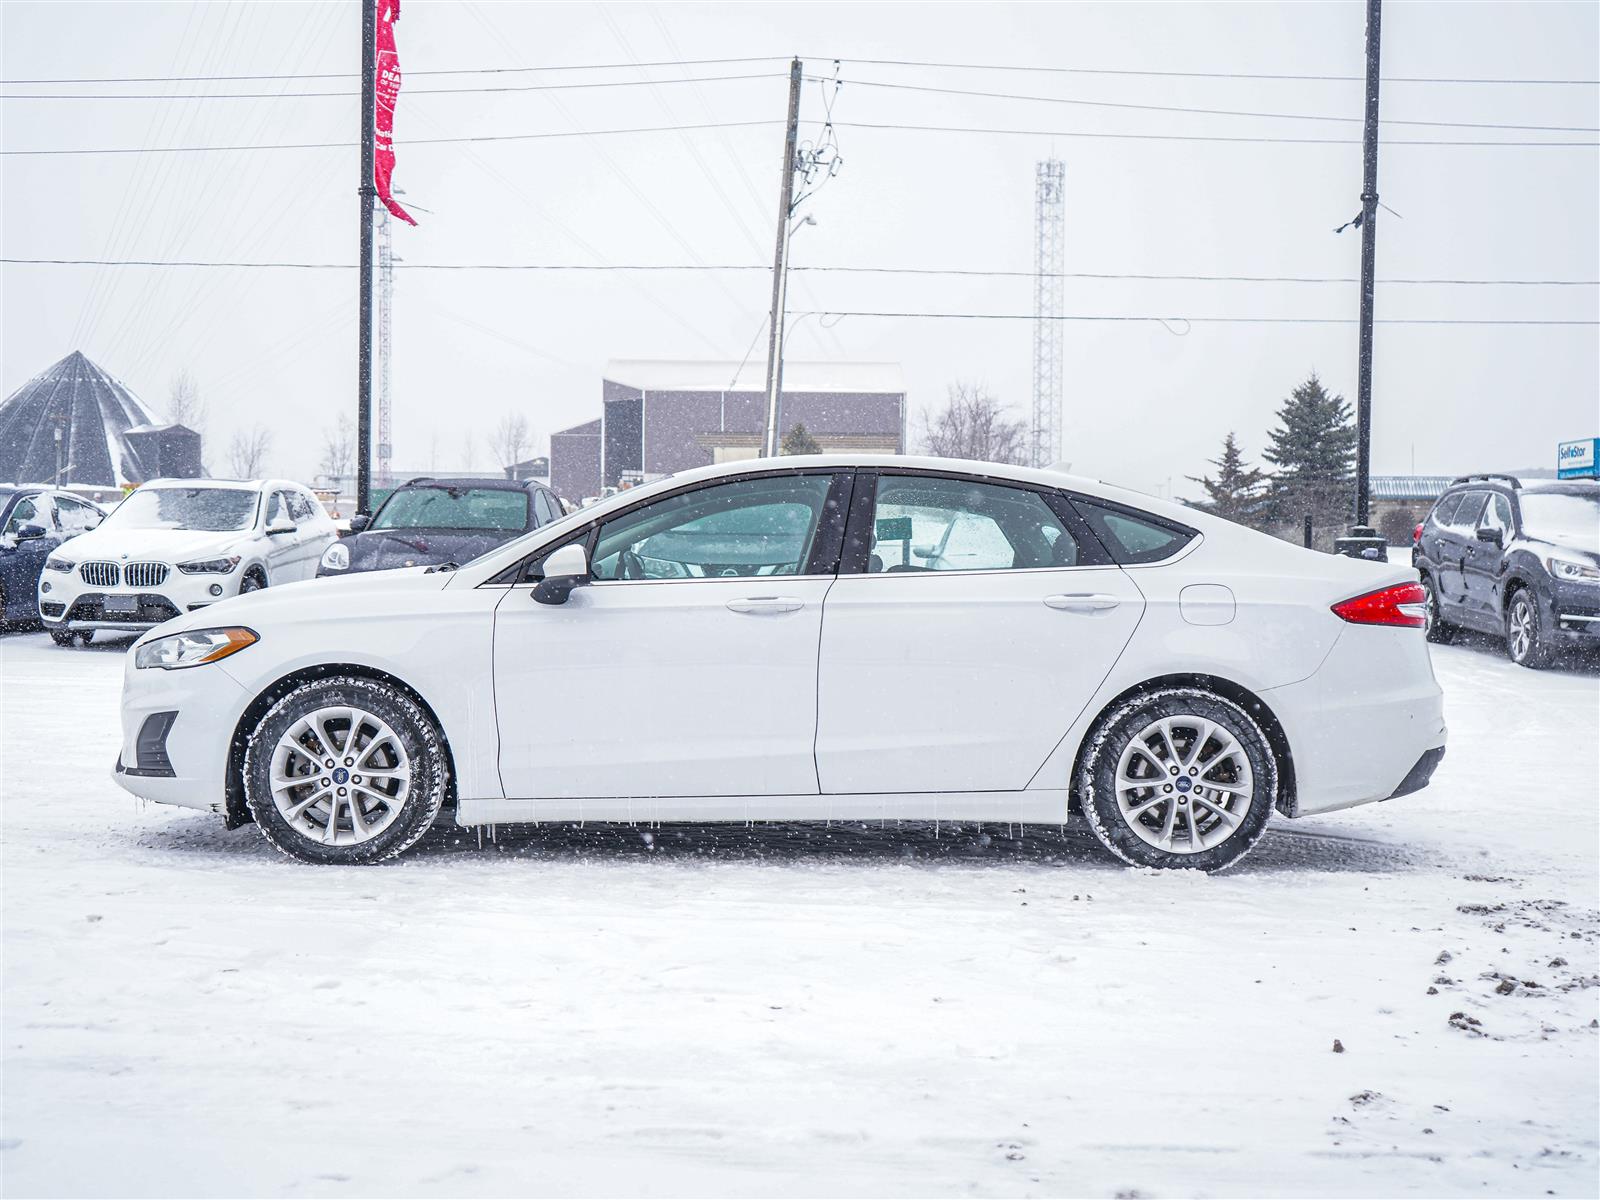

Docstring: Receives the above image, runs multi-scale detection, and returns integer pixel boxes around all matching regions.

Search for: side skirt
[457,789,1071,827]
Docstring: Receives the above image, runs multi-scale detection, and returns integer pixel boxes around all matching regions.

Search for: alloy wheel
[1113,714,1256,854]
[1508,595,1534,662]
[268,705,412,847]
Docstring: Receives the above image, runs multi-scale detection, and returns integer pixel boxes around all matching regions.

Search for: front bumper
[111,652,250,811]
[1546,579,1600,641]
[41,569,241,632]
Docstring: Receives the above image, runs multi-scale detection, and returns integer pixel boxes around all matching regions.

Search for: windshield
[108,487,258,532]
[371,486,528,532]
[1520,493,1600,552]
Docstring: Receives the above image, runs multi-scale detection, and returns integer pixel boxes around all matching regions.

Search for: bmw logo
[1175,777,1192,793]
[332,767,350,785]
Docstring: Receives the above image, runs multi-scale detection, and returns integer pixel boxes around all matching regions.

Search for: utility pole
[356,0,377,515]
[1354,0,1382,529]
[762,58,803,459]
[377,203,394,490]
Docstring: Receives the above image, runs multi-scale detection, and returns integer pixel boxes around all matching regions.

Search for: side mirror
[532,542,590,606]
[266,518,296,536]
[1476,527,1503,546]
[15,523,48,541]
[348,513,371,534]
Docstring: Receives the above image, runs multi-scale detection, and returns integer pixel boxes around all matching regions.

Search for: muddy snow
[1,628,1596,1198]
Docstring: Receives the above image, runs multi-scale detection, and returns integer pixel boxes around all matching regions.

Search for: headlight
[44,556,74,573]
[1548,555,1600,582]
[177,555,241,574]
[320,541,350,571]
[134,627,258,671]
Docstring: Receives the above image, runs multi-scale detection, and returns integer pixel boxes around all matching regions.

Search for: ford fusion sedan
[317,476,564,577]
[114,455,1446,871]
[41,478,335,645]
[1,486,105,628]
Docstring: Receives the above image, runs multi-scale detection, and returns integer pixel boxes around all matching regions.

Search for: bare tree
[488,411,530,475]
[167,369,206,435]
[226,426,273,479]
[918,382,1028,465]
[319,414,354,486]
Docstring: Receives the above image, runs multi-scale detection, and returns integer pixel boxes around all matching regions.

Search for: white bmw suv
[39,478,335,646]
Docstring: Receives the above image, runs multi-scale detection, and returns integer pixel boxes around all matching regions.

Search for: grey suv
[1413,474,1599,668]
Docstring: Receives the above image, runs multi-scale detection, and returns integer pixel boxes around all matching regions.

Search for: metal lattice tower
[1031,159,1065,468]
[376,205,394,489]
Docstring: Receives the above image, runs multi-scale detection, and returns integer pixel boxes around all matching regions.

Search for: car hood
[58,525,249,564]
[343,527,517,571]
[140,566,454,641]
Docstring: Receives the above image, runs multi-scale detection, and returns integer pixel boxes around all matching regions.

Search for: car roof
[140,477,272,492]
[393,476,535,491]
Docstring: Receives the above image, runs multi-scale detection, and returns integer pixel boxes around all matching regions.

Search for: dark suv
[1413,474,1600,668]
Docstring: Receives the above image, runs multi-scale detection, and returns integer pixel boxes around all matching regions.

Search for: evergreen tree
[1185,431,1267,523]
[780,422,824,455]
[1261,373,1357,526]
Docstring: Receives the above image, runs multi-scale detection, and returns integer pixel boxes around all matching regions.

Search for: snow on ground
[1,627,1597,1199]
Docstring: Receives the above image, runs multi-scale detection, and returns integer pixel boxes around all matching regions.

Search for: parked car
[1414,474,1599,668]
[317,476,564,577]
[40,478,336,646]
[0,486,105,628]
[112,455,1446,870]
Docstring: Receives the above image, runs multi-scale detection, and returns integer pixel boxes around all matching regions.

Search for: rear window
[1071,499,1196,565]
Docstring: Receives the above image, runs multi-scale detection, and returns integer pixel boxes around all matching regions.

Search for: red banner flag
[374,0,416,225]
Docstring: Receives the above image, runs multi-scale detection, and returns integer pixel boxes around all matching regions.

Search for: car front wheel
[1505,588,1553,670]
[243,675,448,864]
[1078,688,1277,872]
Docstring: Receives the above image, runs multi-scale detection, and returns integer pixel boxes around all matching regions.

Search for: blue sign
[1557,438,1599,479]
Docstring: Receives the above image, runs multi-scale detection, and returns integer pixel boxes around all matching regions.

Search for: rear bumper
[1265,625,1447,817]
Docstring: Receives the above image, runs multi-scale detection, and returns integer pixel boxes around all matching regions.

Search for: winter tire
[1078,687,1277,872]
[243,675,447,864]
[1505,588,1552,670]
[1420,574,1458,645]
[49,627,77,647]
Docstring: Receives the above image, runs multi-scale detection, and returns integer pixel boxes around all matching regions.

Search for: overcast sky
[4,0,1596,497]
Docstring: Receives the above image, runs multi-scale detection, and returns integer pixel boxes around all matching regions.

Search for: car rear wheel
[1505,588,1552,670]
[1078,688,1277,872]
[243,676,447,864]
[1420,574,1458,645]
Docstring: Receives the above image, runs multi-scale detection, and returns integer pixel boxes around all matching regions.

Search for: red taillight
[1332,582,1428,628]
[1413,522,1424,544]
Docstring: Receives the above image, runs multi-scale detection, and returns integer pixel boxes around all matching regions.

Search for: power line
[0,120,782,157]
[806,312,1600,326]
[9,118,1593,157]
[0,71,785,101]
[821,76,1600,134]
[836,118,1598,149]
[833,56,1600,87]
[5,258,1595,286]
[6,54,1593,88]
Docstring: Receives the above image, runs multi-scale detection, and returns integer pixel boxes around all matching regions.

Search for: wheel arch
[1067,672,1299,819]
[222,662,458,828]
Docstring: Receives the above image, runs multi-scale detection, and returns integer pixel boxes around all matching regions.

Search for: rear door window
[867,475,1078,573]
[1070,499,1196,565]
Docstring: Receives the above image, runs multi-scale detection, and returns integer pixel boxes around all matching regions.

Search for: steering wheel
[619,549,646,580]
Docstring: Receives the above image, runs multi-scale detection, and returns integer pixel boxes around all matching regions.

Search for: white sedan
[40,478,335,646]
[112,456,1446,870]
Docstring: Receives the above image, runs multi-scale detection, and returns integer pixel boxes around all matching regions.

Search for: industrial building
[550,360,906,501]
[0,351,201,487]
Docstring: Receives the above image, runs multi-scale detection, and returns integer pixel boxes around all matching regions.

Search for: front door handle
[726,596,805,614]
[1044,593,1121,613]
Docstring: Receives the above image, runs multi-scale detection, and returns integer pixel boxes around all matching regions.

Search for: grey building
[550,360,906,501]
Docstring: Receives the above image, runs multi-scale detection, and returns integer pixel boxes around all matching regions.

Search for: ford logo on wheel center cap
[1175,777,1192,793]
[332,767,350,784]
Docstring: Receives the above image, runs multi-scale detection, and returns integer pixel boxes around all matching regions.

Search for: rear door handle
[726,596,805,614]
[1044,593,1121,613]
